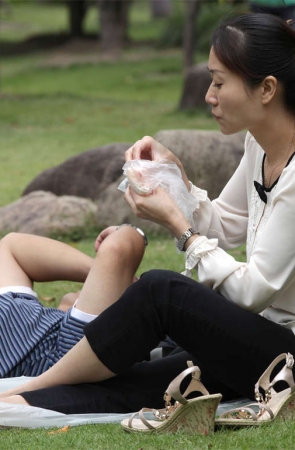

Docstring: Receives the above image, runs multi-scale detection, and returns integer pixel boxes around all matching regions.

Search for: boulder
[95,130,246,234]
[0,191,97,239]
[179,63,212,110]
[22,142,132,200]
[14,130,246,238]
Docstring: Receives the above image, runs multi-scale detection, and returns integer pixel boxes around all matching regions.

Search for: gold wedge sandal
[216,352,295,427]
[121,362,222,435]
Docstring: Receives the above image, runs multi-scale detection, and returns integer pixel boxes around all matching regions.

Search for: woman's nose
[205,86,218,106]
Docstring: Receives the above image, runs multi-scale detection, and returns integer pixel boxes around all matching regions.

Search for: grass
[1,2,293,449]
[0,1,216,206]
[0,51,215,206]
[3,416,295,449]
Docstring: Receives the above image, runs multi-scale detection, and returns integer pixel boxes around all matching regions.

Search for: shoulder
[243,131,264,164]
[244,131,260,151]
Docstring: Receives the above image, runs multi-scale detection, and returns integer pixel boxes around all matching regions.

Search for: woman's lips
[212,112,220,121]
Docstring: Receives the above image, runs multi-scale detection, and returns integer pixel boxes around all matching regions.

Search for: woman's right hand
[125,136,190,190]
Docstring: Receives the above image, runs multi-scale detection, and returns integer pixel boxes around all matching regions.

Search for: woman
[1,12,295,433]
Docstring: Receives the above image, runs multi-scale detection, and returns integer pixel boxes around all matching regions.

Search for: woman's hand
[124,186,190,238]
[125,136,190,190]
[94,226,117,252]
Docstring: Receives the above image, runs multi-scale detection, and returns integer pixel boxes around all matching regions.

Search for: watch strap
[117,224,148,246]
[177,228,199,252]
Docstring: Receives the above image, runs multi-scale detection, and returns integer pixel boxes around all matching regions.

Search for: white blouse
[184,132,295,333]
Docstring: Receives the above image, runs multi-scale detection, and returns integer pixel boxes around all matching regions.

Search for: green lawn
[0,50,215,206]
[3,416,295,449]
[1,2,292,449]
[0,1,218,206]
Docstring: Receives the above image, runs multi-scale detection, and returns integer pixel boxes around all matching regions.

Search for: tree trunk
[67,0,87,37]
[150,0,172,18]
[98,0,132,52]
[183,0,201,70]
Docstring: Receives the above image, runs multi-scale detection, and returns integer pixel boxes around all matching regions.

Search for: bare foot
[58,291,80,312]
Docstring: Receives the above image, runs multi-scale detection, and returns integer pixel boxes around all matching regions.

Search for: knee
[139,269,176,292]
[96,227,145,265]
[0,232,19,251]
[141,269,175,282]
[139,269,200,302]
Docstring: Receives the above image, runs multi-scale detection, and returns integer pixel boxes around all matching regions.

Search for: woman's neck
[251,114,295,165]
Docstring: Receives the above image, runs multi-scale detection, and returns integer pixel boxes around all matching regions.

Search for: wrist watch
[116,224,148,246]
[177,228,199,252]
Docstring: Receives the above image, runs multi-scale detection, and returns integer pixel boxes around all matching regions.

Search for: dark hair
[212,13,295,115]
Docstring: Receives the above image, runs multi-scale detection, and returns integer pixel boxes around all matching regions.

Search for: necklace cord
[264,127,295,188]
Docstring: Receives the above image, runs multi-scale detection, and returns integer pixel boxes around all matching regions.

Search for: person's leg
[19,348,241,414]
[0,232,93,289]
[23,268,295,400]
[0,227,144,316]
[14,351,195,412]
[2,269,295,405]
[73,225,145,315]
[96,269,295,396]
[0,226,146,398]
[85,269,295,400]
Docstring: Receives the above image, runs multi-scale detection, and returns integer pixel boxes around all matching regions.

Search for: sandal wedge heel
[215,352,295,427]
[121,362,222,435]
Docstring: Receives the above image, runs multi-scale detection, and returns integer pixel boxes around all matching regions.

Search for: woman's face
[205,47,262,135]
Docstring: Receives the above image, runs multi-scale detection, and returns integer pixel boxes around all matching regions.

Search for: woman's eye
[212,83,222,88]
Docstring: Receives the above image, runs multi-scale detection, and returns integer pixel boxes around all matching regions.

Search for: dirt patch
[1,32,180,67]
[0,32,106,56]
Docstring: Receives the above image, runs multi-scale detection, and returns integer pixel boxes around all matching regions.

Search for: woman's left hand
[124,186,190,238]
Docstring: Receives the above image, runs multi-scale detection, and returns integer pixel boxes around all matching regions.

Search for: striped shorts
[0,290,88,378]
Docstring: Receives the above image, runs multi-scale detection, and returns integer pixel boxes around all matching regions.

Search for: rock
[15,130,246,238]
[22,143,132,200]
[0,191,97,239]
[179,63,212,110]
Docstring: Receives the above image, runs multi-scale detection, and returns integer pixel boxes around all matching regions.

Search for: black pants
[23,270,295,414]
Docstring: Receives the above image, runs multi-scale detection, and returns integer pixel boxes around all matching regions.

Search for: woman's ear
[261,76,278,105]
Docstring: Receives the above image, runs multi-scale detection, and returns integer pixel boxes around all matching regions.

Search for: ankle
[0,395,30,405]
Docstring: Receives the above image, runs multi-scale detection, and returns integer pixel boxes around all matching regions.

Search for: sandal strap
[255,353,295,400]
[219,402,274,421]
[127,363,206,430]
[164,362,209,406]
[128,407,156,430]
